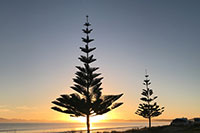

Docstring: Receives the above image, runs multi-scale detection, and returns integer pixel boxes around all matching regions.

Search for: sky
[0,0,200,122]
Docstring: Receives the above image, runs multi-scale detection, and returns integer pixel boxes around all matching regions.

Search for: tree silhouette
[51,16,123,133]
[135,72,164,128]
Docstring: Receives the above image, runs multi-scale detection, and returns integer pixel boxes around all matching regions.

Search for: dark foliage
[135,73,164,128]
[51,16,123,133]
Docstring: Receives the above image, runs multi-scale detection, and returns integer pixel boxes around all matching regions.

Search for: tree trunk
[86,115,90,133]
[149,117,151,128]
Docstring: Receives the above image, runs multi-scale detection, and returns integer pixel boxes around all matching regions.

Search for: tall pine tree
[52,16,123,133]
[135,72,164,128]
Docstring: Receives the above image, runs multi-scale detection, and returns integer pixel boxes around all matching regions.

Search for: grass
[60,124,200,133]
[98,124,200,133]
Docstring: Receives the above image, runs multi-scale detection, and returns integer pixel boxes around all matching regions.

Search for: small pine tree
[51,16,123,133]
[135,72,164,128]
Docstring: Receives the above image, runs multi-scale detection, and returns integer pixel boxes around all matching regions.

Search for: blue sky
[0,0,200,121]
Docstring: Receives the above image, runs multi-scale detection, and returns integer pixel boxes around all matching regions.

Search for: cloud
[0,108,11,112]
[0,105,11,112]
[16,106,37,110]
[0,105,6,108]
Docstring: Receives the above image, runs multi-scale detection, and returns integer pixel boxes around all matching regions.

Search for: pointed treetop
[86,15,89,23]
[144,69,150,84]
[145,69,149,78]
[84,15,91,27]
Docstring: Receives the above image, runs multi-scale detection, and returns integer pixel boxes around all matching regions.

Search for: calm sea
[0,122,169,133]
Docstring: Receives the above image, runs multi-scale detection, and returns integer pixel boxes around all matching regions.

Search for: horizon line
[0,117,174,123]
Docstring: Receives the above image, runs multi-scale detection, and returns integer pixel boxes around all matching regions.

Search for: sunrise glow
[71,115,107,123]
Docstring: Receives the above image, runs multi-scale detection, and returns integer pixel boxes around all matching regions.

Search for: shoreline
[1,124,200,133]
[0,125,143,133]
[0,122,169,133]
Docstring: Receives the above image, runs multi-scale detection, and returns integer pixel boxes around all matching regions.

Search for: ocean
[0,122,170,133]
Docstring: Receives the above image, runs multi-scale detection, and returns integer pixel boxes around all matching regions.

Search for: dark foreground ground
[100,124,200,133]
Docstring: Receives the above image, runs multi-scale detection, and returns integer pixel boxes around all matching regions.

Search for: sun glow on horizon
[71,115,108,130]
[71,115,107,124]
